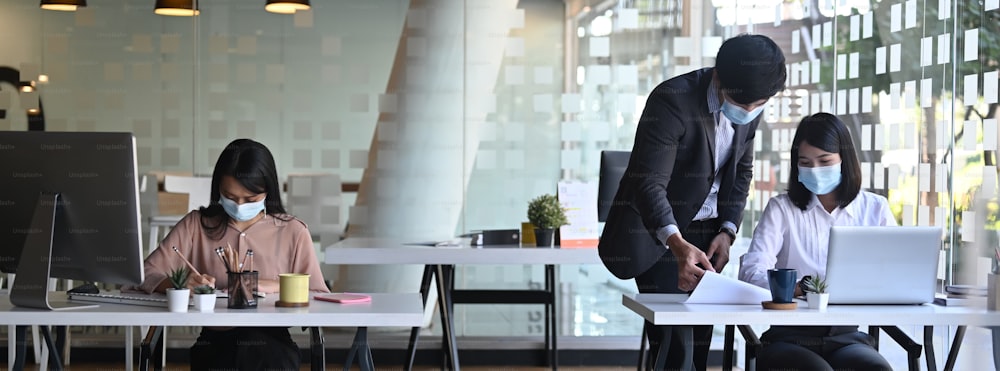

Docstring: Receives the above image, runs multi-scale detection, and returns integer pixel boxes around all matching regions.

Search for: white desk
[623,293,1000,371]
[2,292,423,371]
[325,238,603,371]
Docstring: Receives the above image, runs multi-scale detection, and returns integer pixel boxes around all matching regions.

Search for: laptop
[825,226,942,305]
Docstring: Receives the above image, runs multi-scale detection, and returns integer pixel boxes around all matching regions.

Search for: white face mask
[721,100,764,125]
[220,196,265,221]
[797,163,842,195]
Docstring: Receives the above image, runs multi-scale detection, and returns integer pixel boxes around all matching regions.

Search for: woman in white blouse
[738,113,894,371]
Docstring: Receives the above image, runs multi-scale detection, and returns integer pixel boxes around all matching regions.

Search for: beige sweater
[138,211,329,294]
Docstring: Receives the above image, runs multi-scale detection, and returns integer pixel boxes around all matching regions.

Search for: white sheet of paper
[936,166,948,192]
[905,122,916,149]
[889,123,900,149]
[921,37,933,67]
[938,34,951,64]
[685,272,771,305]
[619,8,638,28]
[988,0,999,11]
[984,71,998,104]
[903,204,915,226]
[590,37,610,57]
[812,24,822,50]
[862,124,872,151]
[965,29,979,62]
[921,78,933,108]
[888,164,900,189]
[821,92,832,114]
[861,162,871,186]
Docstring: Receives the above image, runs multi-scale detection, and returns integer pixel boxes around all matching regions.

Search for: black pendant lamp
[155,0,200,16]
[265,0,310,14]
[40,0,87,11]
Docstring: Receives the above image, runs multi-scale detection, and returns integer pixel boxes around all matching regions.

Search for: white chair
[147,175,212,256]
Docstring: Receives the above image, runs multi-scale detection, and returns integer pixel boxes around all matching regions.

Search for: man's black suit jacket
[598,67,760,280]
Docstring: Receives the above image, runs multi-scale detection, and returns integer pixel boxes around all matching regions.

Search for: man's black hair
[715,34,786,104]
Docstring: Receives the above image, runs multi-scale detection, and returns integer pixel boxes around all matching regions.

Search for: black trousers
[190,327,301,371]
[757,326,892,371]
[634,219,720,371]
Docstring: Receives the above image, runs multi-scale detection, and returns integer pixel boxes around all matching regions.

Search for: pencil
[248,250,254,272]
[215,246,232,272]
[171,246,202,276]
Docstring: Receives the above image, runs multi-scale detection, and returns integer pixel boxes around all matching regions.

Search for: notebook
[825,226,942,305]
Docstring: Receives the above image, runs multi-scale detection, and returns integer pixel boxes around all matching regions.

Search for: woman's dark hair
[788,113,863,211]
[199,138,289,239]
[715,34,786,104]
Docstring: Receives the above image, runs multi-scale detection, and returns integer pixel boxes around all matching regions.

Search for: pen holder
[227,271,258,309]
[989,273,1000,311]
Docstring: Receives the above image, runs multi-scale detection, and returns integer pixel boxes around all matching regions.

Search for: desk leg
[650,326,673,371]
[405,265,434,371]
[925,326,938,371]
[435,265,460,371]
[125,326,133,371]
[12,326,27,371]
[992,327,1000,371]
[545,264,558,371]
[943,325,966,371]
[39,326,62,371]
[344,327,374,371]
[737,325,761,371]
[309,327,324,371]
[722,325,734,371]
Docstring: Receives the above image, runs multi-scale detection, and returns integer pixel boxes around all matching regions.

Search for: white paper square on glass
[938,34,951,64]
[863,12,873,38]
[876,47,887,75]
[965,29,979,62]
[921,78,933,108]
[533,94,552,113]
[616,65,638,86]
[985,119,998,151]
[964,120,977,151]
[921,37,933,67]
[702,37,723,57]
[904,80,916,108]
[890,44,902,72]
[964,74,978,107]
[792,30,801,53]
[984,70,998,104]
[862,86,873,113]
[905,0,917,29]
[619,8,639,28]
[850,15,860,41]
[561,94,582,113]
[890,3,902,32]
[505,37,525,57]
[849,52,859,79]
[587,65,612,85]
[674,37,693,57]
[590,37,610,57]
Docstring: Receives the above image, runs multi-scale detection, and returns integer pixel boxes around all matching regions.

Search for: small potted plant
[192,285,216,313]
[803,275,829,310]
[527,194,569,247]
[166,267,190,313]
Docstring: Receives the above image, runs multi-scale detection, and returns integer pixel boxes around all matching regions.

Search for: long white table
[2,292,423,371]
[325,238,603,371]
[623,293,1000,371]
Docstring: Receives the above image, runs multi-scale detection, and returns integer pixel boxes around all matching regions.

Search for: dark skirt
[190,327,301,371]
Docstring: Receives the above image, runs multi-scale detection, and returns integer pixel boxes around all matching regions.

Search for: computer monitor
[598,150,630,222]
[0,131,144,310]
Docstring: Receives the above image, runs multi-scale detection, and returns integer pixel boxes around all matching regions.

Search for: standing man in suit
[598,34,786,370]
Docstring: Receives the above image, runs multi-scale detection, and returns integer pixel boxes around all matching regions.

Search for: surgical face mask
[797,163,842,195]
[721,100,764,125]
[220,196,265,221]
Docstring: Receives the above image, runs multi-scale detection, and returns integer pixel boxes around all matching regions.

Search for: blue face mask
[798,163,842,195]
[721,100,764,125]
[220,196,266,221]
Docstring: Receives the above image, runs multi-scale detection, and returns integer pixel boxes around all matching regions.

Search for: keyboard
[67,291,174,308]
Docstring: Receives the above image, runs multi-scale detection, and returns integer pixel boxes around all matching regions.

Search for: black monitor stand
[10,193,96,310]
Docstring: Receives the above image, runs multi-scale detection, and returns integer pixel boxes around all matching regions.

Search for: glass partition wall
[1,0,997,367]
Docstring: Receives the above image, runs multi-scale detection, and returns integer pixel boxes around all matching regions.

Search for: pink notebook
[314,293,371,304]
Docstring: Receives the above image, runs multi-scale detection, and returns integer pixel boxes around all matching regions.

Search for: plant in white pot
[166,267,191,313]
[192,285,216,313]
[527,194,569,247]
[803,275,829,310]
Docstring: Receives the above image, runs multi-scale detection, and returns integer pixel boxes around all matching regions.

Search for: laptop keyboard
[67,292,173,308]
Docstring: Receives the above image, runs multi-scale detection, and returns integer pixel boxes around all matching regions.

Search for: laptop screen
[825,226,942,304]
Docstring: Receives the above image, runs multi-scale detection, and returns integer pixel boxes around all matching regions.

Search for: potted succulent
[803,275,829,310]
[527,194,569,247]
[192,285,216,313]
[166,267,190,313]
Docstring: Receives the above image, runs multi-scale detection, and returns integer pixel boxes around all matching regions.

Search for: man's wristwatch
[718,227,736,244]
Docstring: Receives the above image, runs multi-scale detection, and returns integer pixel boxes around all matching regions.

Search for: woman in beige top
[139,138,329,371]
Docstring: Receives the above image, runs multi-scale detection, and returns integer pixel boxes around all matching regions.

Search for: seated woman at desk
[738,113,894,371]
[137,138,329,370]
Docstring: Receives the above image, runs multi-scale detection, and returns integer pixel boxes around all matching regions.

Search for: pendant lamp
[155,0,200,16]
[265,0,310,14]
[40,0,87,11]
